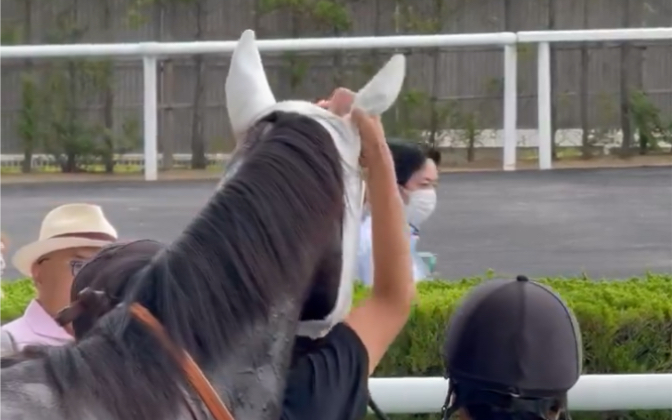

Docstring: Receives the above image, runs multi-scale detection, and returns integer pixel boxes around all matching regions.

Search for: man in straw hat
[2,203,117,351]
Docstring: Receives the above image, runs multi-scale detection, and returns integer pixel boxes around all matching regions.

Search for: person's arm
[345,110,415,375]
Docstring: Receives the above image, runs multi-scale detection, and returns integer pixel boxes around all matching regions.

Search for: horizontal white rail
[518,27,672,43]
[1,28,671,180]
[0,33,518,59]
[369,374,672,413]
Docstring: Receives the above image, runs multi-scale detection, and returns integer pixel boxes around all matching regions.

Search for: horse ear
[353,54,406,116]
[225,30,277,142]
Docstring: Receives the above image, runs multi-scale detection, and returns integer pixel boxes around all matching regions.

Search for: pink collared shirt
[1,299,73,351]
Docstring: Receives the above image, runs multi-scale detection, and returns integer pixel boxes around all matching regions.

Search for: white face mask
[405,188,437,228]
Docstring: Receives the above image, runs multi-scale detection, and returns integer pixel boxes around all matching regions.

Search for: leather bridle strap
[129,303,234,420]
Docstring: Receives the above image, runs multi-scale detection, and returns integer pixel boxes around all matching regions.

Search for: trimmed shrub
[2,274,672,420]
[357,274,672,420]
[1,278,35,323]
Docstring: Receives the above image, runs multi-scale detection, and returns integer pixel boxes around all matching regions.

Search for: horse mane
[3,111,345,419]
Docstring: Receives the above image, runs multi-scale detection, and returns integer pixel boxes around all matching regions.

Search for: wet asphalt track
[1,167,671,280]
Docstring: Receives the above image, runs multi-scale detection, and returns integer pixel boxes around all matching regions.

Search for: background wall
[1,0,671,169]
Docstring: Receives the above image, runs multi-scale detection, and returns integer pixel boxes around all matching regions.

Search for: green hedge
[3,274,672,420]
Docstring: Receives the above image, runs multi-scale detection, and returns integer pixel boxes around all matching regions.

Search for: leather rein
[129,303,234,420]
[56,287,233,420]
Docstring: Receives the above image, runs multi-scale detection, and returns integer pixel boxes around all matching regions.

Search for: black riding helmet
[441,276,582,420]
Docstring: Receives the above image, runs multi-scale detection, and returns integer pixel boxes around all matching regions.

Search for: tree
[257,0,353,96]
[13,0,138,173]
[3,1,37,173]
[190,0,208,169]
[619,0,635,156]
[16,75,41,173]
[547,0,560,160]
[394,0,460,154]
[35,0,113,173]
[579,0,591,159]
[100,0,116,173]
[128,0,209,169]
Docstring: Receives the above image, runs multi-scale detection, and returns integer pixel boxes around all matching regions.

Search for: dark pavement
[2,167,671,280]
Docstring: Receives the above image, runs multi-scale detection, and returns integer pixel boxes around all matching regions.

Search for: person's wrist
[363,142,391,162]
[364,150,395,183]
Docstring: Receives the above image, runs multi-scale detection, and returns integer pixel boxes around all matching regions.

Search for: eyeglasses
[36,257,89,276]
[69,260,87,276]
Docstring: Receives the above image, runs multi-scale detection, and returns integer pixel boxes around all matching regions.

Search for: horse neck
[205,299,301,420]
[143,200,336,418]
[146,128,344,417]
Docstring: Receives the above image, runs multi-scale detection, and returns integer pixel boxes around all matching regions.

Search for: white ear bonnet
[225,30,406,338]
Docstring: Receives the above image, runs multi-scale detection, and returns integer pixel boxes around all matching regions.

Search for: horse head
[224,30,406,339]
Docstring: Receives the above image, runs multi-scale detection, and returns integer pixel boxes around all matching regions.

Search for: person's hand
[316,87,355,117]
[316,88,388,168]
[350,108,388,169]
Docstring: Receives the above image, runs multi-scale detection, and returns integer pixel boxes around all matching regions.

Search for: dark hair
[426,148,441,165]
[464,405,563,420]
[446,383,566,420]
[388,141,435,186]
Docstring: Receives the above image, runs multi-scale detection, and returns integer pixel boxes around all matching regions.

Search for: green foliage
[39,58,106,172]
[387,0,470,154]
[1,24,22,45]
[126,0,157,28]
[259,0,351,30]
[583,91,620,148]
[358,274,672,420]
[312,0,351,31]
[258,0,352,92]
[17,74,41,172]
[1,279,35,323]
[13,1,136,173]
[3,274,671,418]
[282,52,310,92]
[390,89,453,144]
[629,90,672,154]
[451,108,482,162]
[394,0,459,34]
[126,0,198,29]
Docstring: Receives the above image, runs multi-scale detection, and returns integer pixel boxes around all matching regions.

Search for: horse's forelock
[235,111,348,325]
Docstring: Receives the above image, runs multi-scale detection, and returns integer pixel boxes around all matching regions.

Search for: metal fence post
[143,55,159,181]
[503,44,518,171]
[537,41,552,170]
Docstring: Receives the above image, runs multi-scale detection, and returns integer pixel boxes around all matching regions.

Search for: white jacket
[355,214,430,285]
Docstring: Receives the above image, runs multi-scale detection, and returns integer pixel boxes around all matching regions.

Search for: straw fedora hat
[12,203,118,278]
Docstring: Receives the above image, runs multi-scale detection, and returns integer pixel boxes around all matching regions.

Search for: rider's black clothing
[282,322,369,420]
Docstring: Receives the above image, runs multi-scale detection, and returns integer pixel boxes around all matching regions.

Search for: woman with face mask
[357,142,440,285]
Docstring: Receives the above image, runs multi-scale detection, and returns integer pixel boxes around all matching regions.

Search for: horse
[0,29,406,420]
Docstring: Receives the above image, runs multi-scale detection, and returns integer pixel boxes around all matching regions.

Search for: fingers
[316,88,355,117]
[351,108,382,139]
[328,88,355,117]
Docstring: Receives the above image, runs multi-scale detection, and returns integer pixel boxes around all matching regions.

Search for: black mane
[2,111,345,419]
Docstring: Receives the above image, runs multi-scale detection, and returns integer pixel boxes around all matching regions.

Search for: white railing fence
[369,374,672,413]
[1,28,671,181]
